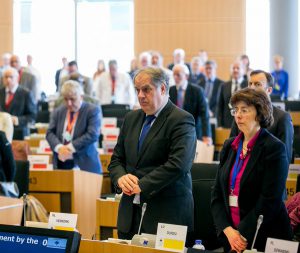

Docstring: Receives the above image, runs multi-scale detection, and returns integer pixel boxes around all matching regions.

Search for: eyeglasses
[230,107,251,116]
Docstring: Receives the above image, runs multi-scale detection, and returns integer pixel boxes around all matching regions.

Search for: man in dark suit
[199,60,223,117]
[0,68,36,139]
[230,69,294,163]
[9,55,39,102]
[108,67,196,240]
[55,57,68,92]
[188,56,204,86]
[59,61,93,96]
[46,80,102,174]
[170,64,212,144]
[167,48,191,72]
[217,60,247,128]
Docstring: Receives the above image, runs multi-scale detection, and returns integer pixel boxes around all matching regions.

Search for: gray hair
[173,48,185,58]
[3,67,19,78]
[173,63,190,76]
[61,80,84,97]
[133,67,170,93]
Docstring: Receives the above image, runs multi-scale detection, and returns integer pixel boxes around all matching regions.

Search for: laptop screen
[0,225,80,253]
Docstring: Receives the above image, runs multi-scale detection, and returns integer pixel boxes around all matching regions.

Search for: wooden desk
[79,240,173,253]
[100,154,112,194]
[215,128,230,151]
[0,196,23,225]
[96,198,119,240]
[29,170,102,239]
[290,112,300,126]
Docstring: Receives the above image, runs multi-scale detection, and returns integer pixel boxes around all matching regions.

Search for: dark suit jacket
[188,72,205,86]
[46,102,102,174]
[108,101,196,234]
[217,80,248,128]
[55,69,62,92]
[230,105,294,163]
[0,86,37,136]
[19,69,38,102]
[199,77,223,116]
[167,62,191,72]
[0,131,16,181]
[169,84,211,139]
[211,129,293,251]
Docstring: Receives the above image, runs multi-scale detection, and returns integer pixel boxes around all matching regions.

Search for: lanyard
[66,111,79,133]
[230,141,244,192]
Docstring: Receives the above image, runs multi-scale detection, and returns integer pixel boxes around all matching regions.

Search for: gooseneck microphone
[137,203,147,235]
[251,215,263,250]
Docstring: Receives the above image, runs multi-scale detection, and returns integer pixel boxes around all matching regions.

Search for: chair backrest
[11,141,30,161]
[191,163,218,180]
[14,160,30,197]
[101,104,131,128]
[192,178,220,250]
[215,128,230,152]
[36,111,50,123]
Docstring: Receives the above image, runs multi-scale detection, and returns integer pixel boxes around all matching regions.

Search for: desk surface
[0,196,23,225]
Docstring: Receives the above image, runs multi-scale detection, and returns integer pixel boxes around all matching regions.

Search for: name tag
[229,195,238,207]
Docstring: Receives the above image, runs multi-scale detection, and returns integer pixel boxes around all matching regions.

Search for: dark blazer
[217,80,248,128]
[55,69,62,92]
[46,102,102,174]
[0,131,16,182]
[199,77,223,116]
[0,86,37,137]
[211,129,293,252]
[19,70,38,102]
[169,84,211,139]
[167,62,191,72]
[188,72,205,87]
[230,105,294,163]
[108,101,196,234]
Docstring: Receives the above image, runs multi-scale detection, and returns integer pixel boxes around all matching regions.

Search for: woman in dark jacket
[211,88,292,252]
[0,130,16,182]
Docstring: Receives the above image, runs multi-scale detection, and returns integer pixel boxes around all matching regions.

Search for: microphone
[22,194,27,226]
[251,215,263,250]
[138,203,147,235]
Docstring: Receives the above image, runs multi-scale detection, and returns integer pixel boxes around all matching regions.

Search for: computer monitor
[0,224,81,253]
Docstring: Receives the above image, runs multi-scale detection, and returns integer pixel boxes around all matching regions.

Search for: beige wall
[134,0,246,80]
[0,0,13,56]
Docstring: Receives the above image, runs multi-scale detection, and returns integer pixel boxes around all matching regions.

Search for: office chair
[14,160,30,197]
[191,163,218,180]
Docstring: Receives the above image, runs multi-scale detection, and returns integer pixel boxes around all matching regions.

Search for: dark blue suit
[46,102,102,174]
[169,83,211,139]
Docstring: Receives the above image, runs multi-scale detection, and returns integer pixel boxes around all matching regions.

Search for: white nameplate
[155,223,187,253]
[102,117,117,128]
[28,155,51,170]
[265,238,299,253]
[48,212,77,231]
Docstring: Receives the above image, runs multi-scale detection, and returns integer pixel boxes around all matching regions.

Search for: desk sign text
[48,212,77,231]
[155,223,187,253]
[265,238,299,253]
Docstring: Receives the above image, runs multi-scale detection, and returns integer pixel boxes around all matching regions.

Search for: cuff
[67,143,76,153]
[54,144,63,153]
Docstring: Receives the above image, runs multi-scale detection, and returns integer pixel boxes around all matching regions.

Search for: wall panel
[0,0,13,55]
[135,0,246,80]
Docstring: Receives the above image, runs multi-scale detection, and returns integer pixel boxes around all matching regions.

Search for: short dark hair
[108,59,118,67]
[68,60,78,67]
[230,87,274,128]
[250,70,274,88]
[133,67,170,93]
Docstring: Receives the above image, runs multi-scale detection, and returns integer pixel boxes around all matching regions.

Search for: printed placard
[102,117,117,128]
[48,212,77,231]
[155,223,187,253]
[265,238,299,253]
[28,155,51,170]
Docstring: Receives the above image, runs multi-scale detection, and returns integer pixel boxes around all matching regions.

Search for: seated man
[46,80,102,174]
[0,67,36,139]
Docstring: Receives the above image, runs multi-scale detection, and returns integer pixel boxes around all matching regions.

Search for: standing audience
[271,55,289,100]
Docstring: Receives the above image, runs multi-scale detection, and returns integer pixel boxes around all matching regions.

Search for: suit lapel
[0,89,6,111]
[137,101,173,163]
[58,107,68,142]
[183,84,191,110]
[73,102,86,138]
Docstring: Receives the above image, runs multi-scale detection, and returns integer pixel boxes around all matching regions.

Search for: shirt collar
[153,98,168,118]
[176,80,188,91]
[232,76,244,85]
[5,84,18,94]
[206,76,215,82]
[231,129,262,152]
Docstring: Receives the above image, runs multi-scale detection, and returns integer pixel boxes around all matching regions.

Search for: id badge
[63,132,72,142]
[229,194,238,207]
